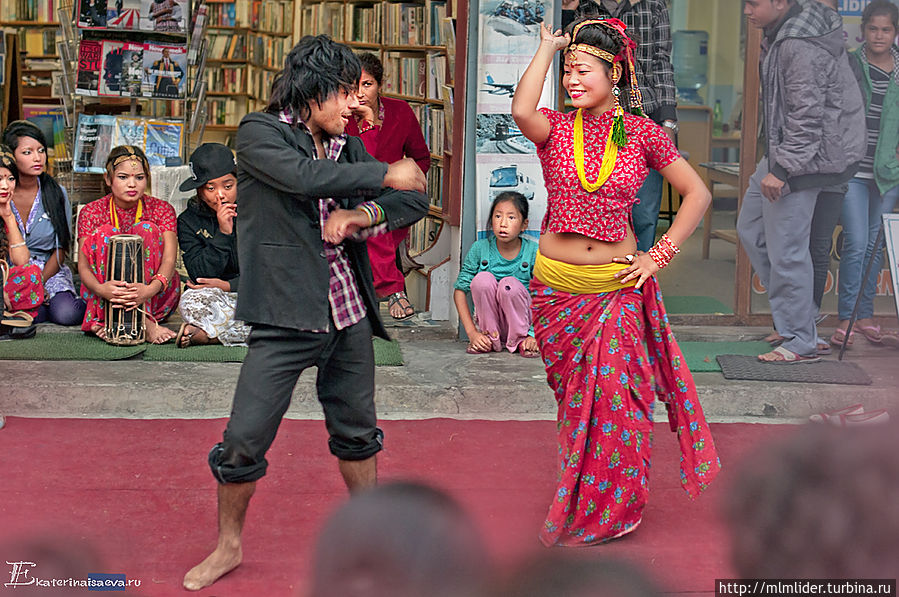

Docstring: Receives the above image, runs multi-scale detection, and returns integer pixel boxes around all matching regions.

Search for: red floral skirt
[530,276,720,547]
[3,263,45,317]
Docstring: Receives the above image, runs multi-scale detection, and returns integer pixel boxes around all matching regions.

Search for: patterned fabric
[858,62,891,179]
[3,263,45,317]
[277,110,369,332]
[8,185,77,299]
[575,0,676,122]
[536,108,680,242]
[77,194,177,239]
[78,196,180,332]
[178,287,250,346]
[530,276,720,547]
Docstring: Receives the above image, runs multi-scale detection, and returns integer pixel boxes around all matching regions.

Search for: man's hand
[215,200,237,235]
[323,208,371,244]
[187,278,230,291]
[760,173,786,202]
[384,158,427,193]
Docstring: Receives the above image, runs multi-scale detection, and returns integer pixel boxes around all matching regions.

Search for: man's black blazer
[233,110,429,339]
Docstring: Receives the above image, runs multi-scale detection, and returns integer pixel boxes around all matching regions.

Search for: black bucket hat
[179,143,237,191]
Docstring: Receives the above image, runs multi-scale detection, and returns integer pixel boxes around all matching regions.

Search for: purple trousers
[470,271,532,353]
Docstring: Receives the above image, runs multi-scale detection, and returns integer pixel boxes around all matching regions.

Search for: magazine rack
[56,0,208,204]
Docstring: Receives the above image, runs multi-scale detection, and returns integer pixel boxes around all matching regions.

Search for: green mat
[143,343,248,362]
[0,332,146,360]
[679,341,770,372]
[664,296,733,315]
[0,332,404,366]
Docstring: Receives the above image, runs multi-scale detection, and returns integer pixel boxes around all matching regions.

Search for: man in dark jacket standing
[738,0,864,363]
[183,35,429,591]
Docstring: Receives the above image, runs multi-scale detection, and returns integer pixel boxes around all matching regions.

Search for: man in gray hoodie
[738,0,865,363]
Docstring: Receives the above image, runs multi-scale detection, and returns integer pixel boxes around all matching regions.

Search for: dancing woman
[512,18,720,546]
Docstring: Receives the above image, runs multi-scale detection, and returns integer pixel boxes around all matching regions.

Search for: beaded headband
[111,146,143,168]
[566,18,644,115]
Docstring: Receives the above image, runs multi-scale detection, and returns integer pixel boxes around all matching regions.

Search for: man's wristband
[150,273,168,293]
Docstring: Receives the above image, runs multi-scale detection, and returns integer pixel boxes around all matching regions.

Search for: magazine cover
[76,39,103,96]
[114,116,147,148]
[99,40,125,96]
[73,114,115,173]
[120,42,145,97]
[78,0,109,28]
[142,43,186,99]
[140,0,187,33]
[107,0,143,29]
[145,120,183,166]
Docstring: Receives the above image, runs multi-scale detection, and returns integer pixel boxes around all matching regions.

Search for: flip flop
[856,324,883,344]
[830,328,854,348]
[758,346,821,364]
[176,322,194,348]
[387,292,415,321]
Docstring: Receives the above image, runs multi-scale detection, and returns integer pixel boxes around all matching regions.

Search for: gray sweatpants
[737,158,821,357]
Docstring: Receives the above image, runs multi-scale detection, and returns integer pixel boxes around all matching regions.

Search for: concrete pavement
[2,318,897,423]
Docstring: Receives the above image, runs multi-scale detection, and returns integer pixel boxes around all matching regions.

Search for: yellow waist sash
[533,251,637,295]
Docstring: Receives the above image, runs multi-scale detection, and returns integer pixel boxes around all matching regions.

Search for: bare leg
[338,455,377,493]
[183,481,256,591]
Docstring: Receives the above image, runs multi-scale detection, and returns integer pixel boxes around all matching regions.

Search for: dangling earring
[611,84,627,147]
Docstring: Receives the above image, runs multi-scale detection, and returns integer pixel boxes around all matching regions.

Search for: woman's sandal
[758,346,821,364]
[517,338,540,358]
[830,328,854,348]
[387,292,415,321]
[856,324,883,344]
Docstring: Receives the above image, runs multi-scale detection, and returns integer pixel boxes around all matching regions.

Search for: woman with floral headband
[77,145,180,344]
[511,17,719,546]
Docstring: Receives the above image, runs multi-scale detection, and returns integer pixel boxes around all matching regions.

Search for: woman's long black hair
[266,35,361,124]
[3,121,72,249]
[0,144,20,260]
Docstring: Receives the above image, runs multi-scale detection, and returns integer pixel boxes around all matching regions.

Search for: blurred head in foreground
[726,421,899,577]
[309,481,490,597]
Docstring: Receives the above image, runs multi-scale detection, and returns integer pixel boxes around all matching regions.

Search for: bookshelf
[199,0,292,133]
[298,0,455,246]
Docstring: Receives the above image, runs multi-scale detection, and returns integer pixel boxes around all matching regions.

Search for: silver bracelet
[9,241,26,249]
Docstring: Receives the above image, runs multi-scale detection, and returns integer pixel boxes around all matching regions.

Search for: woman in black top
[175,143,249,347]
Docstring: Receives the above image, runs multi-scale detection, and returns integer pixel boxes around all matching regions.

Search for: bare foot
[183,543,242,591]
[518,336,540,357]
[89,323,109,342]
[178,324,212,348]
[146,321,176,344]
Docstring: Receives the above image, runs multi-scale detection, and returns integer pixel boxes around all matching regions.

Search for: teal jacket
[850,45,899,193]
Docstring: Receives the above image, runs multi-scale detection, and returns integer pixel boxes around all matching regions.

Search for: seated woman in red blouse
[345,52,430,320]
[77,145,181,343]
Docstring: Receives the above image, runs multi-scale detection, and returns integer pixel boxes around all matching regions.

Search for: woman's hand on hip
[612,251,659,289]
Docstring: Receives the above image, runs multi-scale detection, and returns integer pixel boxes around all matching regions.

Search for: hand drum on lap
[105,234,146,346]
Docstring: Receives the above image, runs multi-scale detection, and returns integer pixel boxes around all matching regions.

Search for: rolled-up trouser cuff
[208,442,268,484]
[328,427,384,461]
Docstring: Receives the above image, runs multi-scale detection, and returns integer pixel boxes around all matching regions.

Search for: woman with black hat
[175,143,249,347]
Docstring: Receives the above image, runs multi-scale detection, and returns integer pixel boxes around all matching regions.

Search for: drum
[104,234,146,346]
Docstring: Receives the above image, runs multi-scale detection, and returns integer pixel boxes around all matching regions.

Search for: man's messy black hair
[266,35,361,123]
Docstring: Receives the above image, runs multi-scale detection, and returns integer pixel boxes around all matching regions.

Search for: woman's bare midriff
[538,230,638,266]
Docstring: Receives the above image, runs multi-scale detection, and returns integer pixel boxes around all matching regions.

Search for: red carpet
[0,418,794,596]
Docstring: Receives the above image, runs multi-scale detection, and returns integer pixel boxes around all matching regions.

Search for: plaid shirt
[576,0,677,123]
[279,110,386,331]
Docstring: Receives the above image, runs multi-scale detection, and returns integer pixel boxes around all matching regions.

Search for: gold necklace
[573,108,618,192]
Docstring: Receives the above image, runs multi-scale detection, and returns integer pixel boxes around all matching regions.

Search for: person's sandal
[856,324,883,344]
[387,292,415,321]
[830,328,854,348]
[758,346,821,364]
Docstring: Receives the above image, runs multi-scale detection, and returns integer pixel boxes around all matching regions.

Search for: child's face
[105,158,148,205]
[491,199,527,242]
[864,14,897,56]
